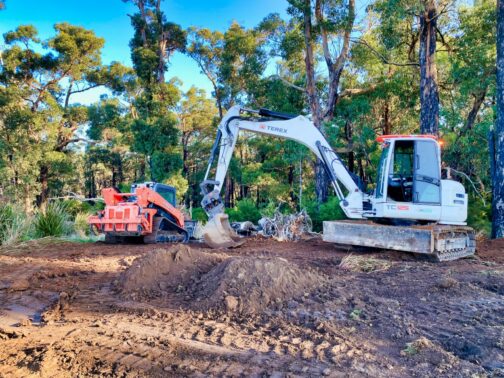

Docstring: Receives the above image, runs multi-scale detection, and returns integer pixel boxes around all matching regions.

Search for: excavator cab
[373,135,465,224]
[131,182,177,206]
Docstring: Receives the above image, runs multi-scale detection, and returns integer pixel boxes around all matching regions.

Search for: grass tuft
[0,203,32,246]
[339,254,392,273]
[33,202,71,238]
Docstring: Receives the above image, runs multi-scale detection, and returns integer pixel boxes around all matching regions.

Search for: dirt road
[0,237,503,377]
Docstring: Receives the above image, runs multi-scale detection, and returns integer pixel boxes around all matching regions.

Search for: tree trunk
[383,101,392,135]
[492,0,504,238]
[419,0,439,135]
[345,120,355,172]
[288,164,295,202]
[224,175,232,208]
[302,0,328,203]
[36,165,49,210]
[464,89,487,133]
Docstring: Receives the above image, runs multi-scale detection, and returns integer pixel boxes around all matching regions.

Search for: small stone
[322,368,331,376]
[224,295,239,312]
[9,278,30,291]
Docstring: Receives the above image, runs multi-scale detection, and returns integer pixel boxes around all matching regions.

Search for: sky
[0,0,289,104]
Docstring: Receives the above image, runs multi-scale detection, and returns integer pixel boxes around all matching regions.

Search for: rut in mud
[0,237,503,377]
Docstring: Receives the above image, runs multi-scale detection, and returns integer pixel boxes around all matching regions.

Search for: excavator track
[323,221,476,261]
[143,216,189,244]
[432,227,476,262]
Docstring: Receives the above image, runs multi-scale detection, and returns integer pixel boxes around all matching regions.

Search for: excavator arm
[201,106,366,221]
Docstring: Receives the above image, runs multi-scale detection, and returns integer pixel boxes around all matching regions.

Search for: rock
[322,368,331,376]
[224,295,239,312]
[9,278,30,291]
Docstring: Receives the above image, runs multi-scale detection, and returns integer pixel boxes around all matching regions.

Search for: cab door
[413,140,441,204]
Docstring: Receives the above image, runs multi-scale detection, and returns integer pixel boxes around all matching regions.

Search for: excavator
[200,106,476,261]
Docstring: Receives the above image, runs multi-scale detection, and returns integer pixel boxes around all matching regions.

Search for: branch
[57,138,97,151]
[339,84,378,99]
[333,0,355,73]
[315,0,334,69]
[69,83,102,95]
[352,38,420,67]
[269,74,305,92]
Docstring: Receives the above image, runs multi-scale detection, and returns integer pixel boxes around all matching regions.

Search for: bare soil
[0,236,503,377]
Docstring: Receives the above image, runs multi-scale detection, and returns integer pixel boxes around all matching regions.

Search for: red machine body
[88,185,187,240]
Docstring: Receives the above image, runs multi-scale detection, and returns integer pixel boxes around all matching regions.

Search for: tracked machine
[88,182,196,243]
[200,106,475,261]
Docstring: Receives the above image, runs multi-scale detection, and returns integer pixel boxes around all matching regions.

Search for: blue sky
[1,0,288,103]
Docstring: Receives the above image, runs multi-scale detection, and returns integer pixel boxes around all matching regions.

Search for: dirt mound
[118,245,227,298]
[192,256,326,315]
[477,238,504,263]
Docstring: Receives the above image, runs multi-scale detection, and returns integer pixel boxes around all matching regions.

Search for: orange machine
[88,182,195,243]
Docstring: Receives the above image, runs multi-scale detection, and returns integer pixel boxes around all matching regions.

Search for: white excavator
[200,106,476,261]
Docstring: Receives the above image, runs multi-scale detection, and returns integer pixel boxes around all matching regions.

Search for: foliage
[467,197,492,237]
[226,198,262,223]
[73,212,91,238]
[0,0,499,237]
[33,202,71,238]
[304,197,346,232]
[0,203,31,245]
[191,208,208,222]
[163,171,189,202]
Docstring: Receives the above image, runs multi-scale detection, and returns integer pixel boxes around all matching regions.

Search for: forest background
[0,0,499,237]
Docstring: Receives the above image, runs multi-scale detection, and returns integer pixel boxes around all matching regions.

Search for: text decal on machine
[259,124,288,134]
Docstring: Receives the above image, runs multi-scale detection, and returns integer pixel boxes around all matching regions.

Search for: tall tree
[125,0,186,182]
[187,28,225,118]
[0,24,129,209]
[288,0,356,203]
[125,0,186,84]
[493,0,504,237]
[419,0,439,135]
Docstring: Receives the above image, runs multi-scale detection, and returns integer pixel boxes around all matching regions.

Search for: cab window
[156,186,176,205]
[387,141,414,202]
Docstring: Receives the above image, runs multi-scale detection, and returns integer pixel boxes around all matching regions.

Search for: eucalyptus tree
[0,24,130,209]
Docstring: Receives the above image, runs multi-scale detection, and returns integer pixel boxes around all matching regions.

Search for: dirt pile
[118,245,227,298]
[192,256,326,315]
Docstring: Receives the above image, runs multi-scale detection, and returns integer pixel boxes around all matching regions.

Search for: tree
[0,24,129,209]
[492,0,504,237]
[125,0,186,84]
[125,0,186,182]
[287,0,356,203]
[187,28,225,118]
[419,0,439,135]
[218,22,269,108]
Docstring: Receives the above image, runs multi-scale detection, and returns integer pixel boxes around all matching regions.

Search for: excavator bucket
[202,213,245,249]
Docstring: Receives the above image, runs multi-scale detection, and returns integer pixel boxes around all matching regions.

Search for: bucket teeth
[203,213,245,249]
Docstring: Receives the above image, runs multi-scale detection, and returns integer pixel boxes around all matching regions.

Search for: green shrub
[62,199,85,217]
[0,203,15,242]
[467,197,491,237]
[226,198,262,223]
[73,212,91,237]
[191,207,208,222]
[0,204,31,245]
[34,202,71,238]
[80,200,105,214]
[303,196,346,232]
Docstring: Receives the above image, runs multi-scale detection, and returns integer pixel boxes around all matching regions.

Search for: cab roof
[376,134,438,143]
